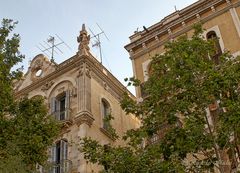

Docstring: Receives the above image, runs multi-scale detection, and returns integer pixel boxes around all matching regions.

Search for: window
[140,82,148,98]
[101,99,111,130]
[147,62,153,77]
[206,31,222,64]
[49,139,69,173]
[51,91,70,121]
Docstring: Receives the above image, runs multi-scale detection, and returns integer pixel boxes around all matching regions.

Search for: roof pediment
[14,54,56,92]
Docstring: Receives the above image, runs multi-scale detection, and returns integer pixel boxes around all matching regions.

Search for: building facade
[125,0,240,99]
[125,0,240,172]
[14,24,139,173]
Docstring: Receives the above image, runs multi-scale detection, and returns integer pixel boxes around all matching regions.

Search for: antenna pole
[51,37,54,61]
[98,34,102,64]
[36,35,70,62]
[89,24,109,64]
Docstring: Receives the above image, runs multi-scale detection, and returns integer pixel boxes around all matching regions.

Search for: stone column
[229,7,240,38]
[76,62,91,113]
[77,123,89,173]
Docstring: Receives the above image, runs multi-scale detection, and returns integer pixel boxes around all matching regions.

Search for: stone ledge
[74,111,94,127]
[99,127,116,141]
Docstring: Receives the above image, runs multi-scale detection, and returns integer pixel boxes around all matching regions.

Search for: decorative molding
[181,21,186,27]
[203,25,225,52]
[85,63,91,78]
[229,7,240,38]
[211,6,216,12]
[74,111,94,127]
[41,81,54,91]
[57,87,65,94]
[77,62,91,78]
[126,0,240,59]
[15,49,134,103]
[99,127,116,141]
[77,63,84,77]
[31,59,43,72]
[15,55,79,98]
[129,2,239,60]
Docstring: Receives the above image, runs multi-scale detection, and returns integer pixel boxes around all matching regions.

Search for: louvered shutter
[60,140,68,173]
[51,144,57,173]
[65,90,70,120]
[50,97,56,119]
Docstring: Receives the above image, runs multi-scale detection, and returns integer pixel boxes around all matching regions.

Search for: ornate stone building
[14,24,139,173]
[125,0,240,99]
[125,0,240,172]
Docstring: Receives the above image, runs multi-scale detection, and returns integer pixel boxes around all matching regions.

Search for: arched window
[147,62,153,77]
[206,31,222,64]
[101,99,111,130]
[50,90,70,121]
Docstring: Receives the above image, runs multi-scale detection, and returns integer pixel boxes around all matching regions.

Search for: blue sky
[0,0,197,94]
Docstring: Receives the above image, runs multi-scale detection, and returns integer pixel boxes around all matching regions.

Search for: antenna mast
[89,23,109,63]
[37,35,71,62]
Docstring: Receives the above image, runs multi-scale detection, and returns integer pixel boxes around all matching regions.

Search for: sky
[0,0,197,94]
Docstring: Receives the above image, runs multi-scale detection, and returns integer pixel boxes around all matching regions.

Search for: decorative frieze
[181,21,186,27]
[167,28,172,35]
[196,13,201,20]
[211,6,216,12]
[41,81,54,91]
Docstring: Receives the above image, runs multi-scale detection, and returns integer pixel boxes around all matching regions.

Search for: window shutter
[50,97,56,114]
[60,140,68,172]
[101,100,105,128]
[65,90,70,119]
[60,140,68,160]
[51,144,57,173]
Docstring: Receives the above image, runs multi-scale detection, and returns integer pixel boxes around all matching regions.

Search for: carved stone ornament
[41,81,54,91]
[74,111,94,127]
[77,63,91,78]
[85,64,91,78]
[77,24,90,56]
[77,63,84,77]
[31,59,43,72]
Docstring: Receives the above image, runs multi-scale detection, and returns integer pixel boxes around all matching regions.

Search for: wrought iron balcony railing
[52,109,72,123]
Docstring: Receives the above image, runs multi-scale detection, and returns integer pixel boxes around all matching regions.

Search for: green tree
[0,19,59,172]
[81,25,240,173]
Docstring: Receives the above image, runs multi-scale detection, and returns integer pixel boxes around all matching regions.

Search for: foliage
[81,24,240,173]
[102,113,119,140]
[0,19,59,172]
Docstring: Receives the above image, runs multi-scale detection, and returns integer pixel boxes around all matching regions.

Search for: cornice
[15,55,80,97]
[128,0,240,60]
[15,52,135,101]
[125,0,231,53]
[84,55,136,100]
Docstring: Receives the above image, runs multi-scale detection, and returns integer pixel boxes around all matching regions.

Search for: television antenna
[89,23,109,64]
[174,5,178,11]
[36,34,71,62]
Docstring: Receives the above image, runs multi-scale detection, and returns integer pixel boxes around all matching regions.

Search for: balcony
[52,109,72,125]
[43,159,72,173]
